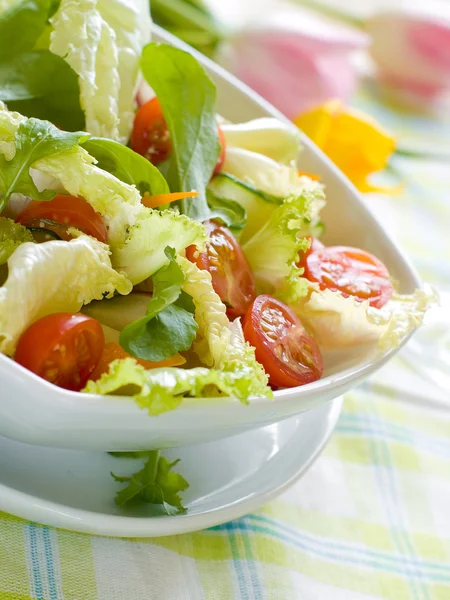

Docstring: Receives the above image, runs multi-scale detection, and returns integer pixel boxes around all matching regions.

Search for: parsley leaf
[110,450,189,513]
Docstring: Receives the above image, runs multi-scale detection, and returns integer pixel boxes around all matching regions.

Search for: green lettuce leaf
[50,0,151,143]
[0,234,131,355]
[293,286,435,351]
[83,356,270,414]
[0,113,88,210]
[0,217,33,264]
[140,43,219,221]
[111,209,206,285]
[242,188,325,304]
[0,0,51,60]
[82,137,169,197]
[120,247,198,361]
[110,450,189,513]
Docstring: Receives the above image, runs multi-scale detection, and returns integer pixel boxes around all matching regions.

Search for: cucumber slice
[208,173,282,243]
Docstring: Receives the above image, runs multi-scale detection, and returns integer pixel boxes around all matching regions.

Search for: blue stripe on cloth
[336,415,450,458]
[366,406,430,600]
[28,525,44,600]
[42,527,59,600]
[241,516,266,600]
[222,521,251,600]
[209,517,450,584]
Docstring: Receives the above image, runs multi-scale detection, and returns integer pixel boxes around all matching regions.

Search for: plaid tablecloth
[1,63,450,600]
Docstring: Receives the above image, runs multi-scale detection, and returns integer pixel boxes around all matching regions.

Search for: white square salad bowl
[0,27,421,452]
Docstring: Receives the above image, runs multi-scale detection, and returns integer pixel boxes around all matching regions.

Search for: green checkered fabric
[0,91,449,600]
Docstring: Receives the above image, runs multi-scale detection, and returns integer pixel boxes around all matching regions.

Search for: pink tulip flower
[367,4,450,104]
[217,8,368,118]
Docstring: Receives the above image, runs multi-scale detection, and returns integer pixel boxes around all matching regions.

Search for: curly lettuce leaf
[0,235,131,355]
[120,248,198,361]
[112,209,206,285]
[222,147,324,243]
[177,256,271,397]
[0,113,88,210]
[84,357,269,414]
[50,0,151,143]
[293,286,434,351]
[221,118,302,164]
[0,217,33,264]
[140,43,219,221]
[111,450,189,513]
[242,188,325,304]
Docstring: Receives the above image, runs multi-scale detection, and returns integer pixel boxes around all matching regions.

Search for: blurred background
[152,0,450,391]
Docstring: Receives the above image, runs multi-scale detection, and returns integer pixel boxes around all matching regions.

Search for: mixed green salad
[0,0,430,511]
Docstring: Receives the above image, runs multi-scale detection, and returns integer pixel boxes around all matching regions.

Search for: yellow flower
[294,99,397,193]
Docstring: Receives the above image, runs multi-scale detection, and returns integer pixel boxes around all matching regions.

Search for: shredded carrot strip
[142,191,199,209]
[298,171,320,181]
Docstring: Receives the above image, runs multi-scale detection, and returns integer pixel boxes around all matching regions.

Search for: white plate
[0,397,342,537]
[0,26,421,452]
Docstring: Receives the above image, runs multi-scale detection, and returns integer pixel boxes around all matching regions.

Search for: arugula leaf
[0,118,89,210]
[0,0,51,60]
[207,189,247,230]
[0,51,85,131]
[0,217,33,265]
[140,43,220,221]
[82,137,169,197]
[111,450,189,512]
[120,247,198,361]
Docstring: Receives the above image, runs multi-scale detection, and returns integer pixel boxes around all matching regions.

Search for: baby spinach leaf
[0,51,84,131]
[83,138,170,196]
[140,43,220,222]
[120,247,198,361]
[207,189,247,230]
[0,0,51,60]
[0,118,89,210]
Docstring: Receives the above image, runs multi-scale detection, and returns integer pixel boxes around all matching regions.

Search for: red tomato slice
[131,97,226,173]
[297,236,325,269]
[15,313,105,391]
[242,295,323,388]
[130,97,171,164]
[304,246,393,309]
[17,195,107,243]
[186,221,256,319]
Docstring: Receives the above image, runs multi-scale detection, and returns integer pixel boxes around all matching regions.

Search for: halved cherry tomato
[131,97,226,173]
[242,295,323,388]
[130,97,171,164]
[297,236,325,269]
[15,313,105,391]
[17,195,107,243]
[304,246,393,309]
[186,221,256,319]
[214,126,226,174]
[89,342,186,382]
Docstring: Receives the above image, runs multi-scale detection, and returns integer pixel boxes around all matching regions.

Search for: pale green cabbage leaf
[293,285,435,351]
[0,217,33,264]
[50,0,151,143]
[242,189,325,304]
[0,235,131,355]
